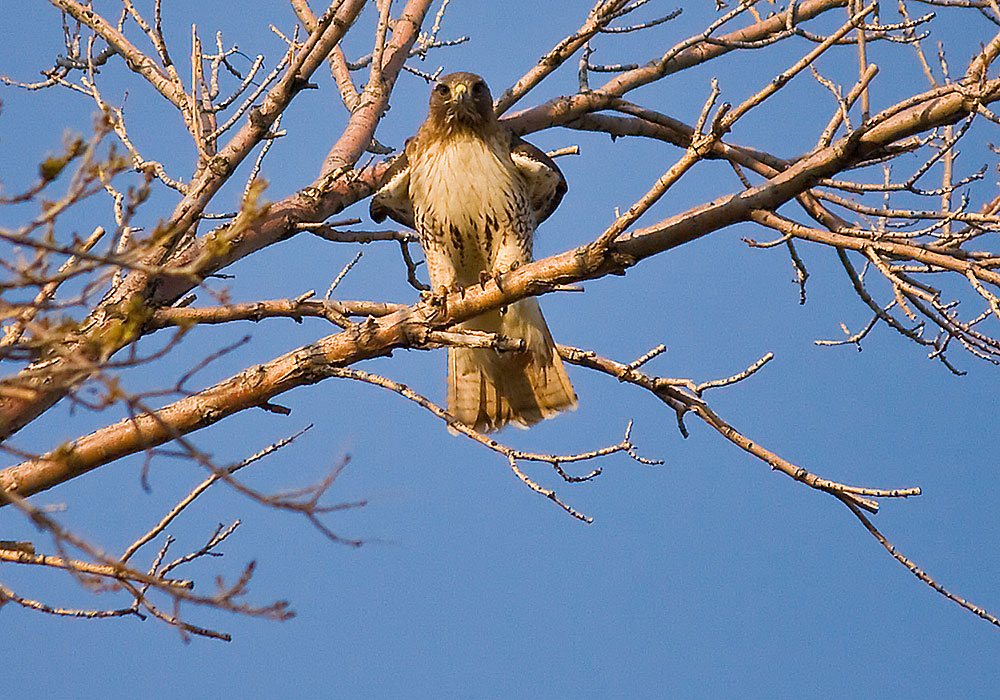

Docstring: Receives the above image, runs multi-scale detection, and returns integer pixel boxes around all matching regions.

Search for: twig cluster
[2,0,1000,638]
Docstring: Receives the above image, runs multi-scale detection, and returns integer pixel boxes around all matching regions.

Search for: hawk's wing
[509,134,567,225]
[369,141,414,228]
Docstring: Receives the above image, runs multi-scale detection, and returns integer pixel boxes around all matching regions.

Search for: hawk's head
[427,72,496,131]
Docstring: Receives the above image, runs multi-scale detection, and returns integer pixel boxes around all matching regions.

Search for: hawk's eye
[472,81,486,95]
[434,83,450,96]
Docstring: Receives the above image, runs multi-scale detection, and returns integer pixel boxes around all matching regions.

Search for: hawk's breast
[409,133,533,284]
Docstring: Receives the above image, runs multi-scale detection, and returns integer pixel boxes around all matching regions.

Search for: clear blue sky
[2,2,1000,698]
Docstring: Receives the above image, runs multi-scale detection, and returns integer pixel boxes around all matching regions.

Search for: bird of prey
[370,71,576,432]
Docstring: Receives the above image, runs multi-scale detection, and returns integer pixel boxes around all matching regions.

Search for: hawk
[370,71,577,432]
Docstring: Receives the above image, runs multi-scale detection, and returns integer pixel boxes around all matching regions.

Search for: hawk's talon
[420,286,451,316]
[479,270,491,288]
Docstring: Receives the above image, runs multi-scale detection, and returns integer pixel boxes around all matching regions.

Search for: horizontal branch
[0,547,193,590]
[149,298,406,329]
[750,209,1000,287]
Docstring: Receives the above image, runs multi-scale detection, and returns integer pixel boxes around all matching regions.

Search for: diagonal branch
[49,0,188,112]
[557,344,999,629]
[494,0,632,116]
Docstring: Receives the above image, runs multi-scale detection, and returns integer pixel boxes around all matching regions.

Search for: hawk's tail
[448,298,577,433]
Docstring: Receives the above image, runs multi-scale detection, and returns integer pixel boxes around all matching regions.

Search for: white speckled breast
[409,133,533,286]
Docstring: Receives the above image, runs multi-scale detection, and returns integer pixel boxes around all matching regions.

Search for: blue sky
[2,1,1000,698]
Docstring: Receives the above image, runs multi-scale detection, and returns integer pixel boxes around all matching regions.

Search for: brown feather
[448,298,576,432]
[372,72,575,431]
[369,146,414,228]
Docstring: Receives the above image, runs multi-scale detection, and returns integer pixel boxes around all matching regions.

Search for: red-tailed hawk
[370,71,576,432]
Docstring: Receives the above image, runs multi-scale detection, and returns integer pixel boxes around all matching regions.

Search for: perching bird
[370,71,576,432]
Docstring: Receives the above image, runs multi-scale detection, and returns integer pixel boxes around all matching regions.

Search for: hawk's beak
[444,81,477,122]
[450,83,469,103]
